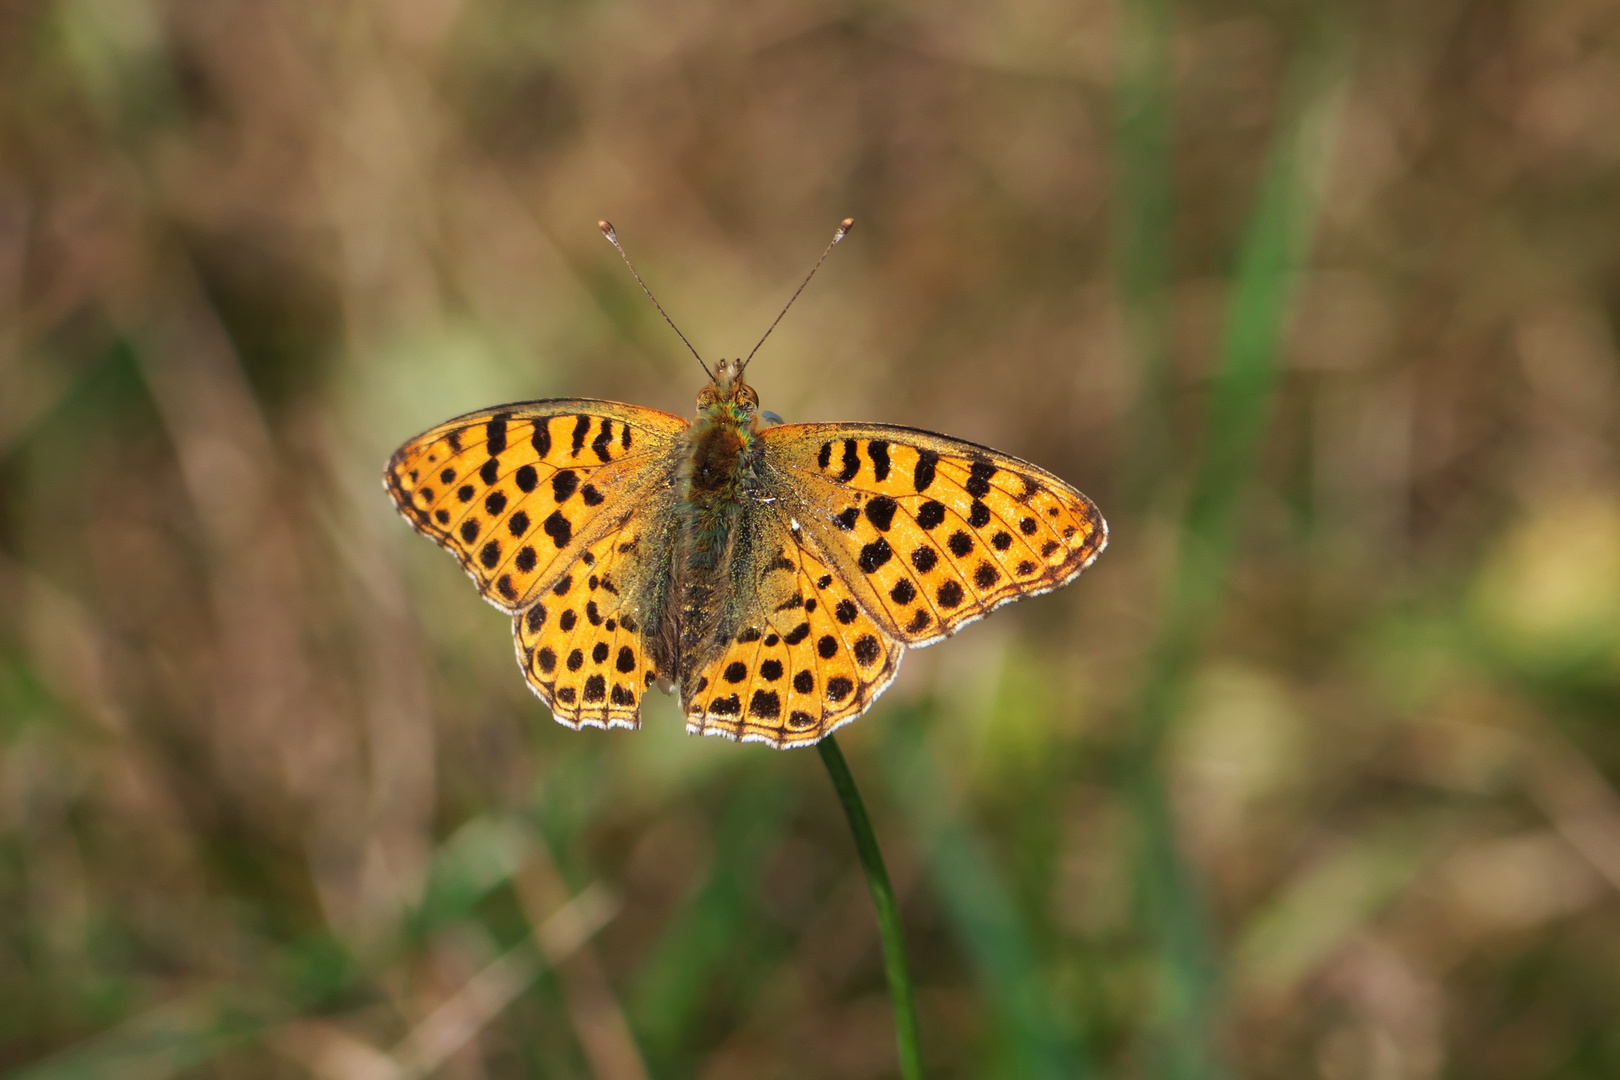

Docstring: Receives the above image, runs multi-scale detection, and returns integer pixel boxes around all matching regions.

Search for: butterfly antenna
[598,220,712,379]
[741,217,853,373]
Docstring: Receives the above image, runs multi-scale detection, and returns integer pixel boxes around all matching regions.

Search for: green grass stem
[818,735,924,1080]
[1120,22,1351,1080]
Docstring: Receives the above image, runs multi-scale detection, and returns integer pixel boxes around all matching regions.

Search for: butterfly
[385,220,1106,749]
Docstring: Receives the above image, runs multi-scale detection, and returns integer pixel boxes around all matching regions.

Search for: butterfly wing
[756,424,1106,644]
[386,399,687,729]
[385,399,686,612]
[512,504,676,731]
[680,509,904,749]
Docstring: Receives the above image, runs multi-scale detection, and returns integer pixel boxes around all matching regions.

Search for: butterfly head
[696,357,760,420]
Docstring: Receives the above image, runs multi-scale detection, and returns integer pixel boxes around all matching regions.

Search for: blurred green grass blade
[1116,0,1176,502]
[627,772,799,1070]
[1124,22,1351,1080]
[883,706,1091,1080]
[1154,41,1350,658]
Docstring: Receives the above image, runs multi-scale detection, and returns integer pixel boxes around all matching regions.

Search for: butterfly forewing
[682,515,903,748]
[386,400,687,612]
[759,424,1106,643]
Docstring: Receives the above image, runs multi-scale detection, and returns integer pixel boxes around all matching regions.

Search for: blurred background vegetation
[3,0,1620,1077]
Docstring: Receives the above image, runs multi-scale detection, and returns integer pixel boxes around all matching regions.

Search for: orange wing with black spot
[680,513,903,749]
[385,400,686,612]
[759,424,1106,644]
[386,399,687,730]
[512,510,671,731]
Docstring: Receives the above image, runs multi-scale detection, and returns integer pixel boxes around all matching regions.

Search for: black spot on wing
[486,416,508,455]
[480,458,500,485]
[592,419,614,463]
[571,415,590,456]
[515,465,538,492]
[858,538,893,573]
[838,439,860,482]
[868,441,891,482]
[552,470,578,502]
[543,511,572,548]
[966,459,997,499]
[917,501,945,529]
[865,496,898,531]
[531,421,551,458]
[914,450,938,492]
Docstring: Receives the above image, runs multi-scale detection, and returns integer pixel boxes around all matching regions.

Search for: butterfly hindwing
[514,512,666,730]
[386,399,687,612]
[682,515,903,749]
[759,423,1107,643]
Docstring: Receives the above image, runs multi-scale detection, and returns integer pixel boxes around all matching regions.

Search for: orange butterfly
[385,221,1106,748]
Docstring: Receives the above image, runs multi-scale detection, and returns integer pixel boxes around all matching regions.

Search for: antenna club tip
[598,220,617,242]
[834,217,854,241]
